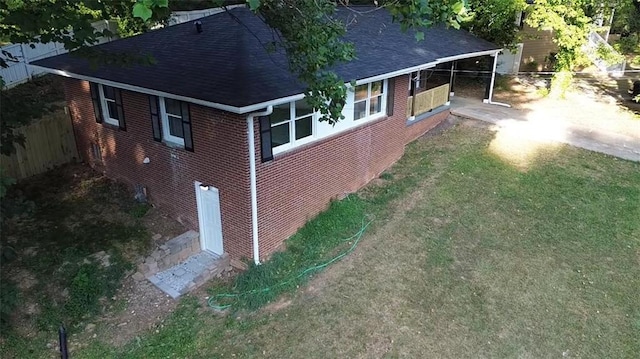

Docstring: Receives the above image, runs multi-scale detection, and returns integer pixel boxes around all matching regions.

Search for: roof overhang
[31,47,501,115]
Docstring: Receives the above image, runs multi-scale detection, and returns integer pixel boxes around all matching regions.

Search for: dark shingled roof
[33,6,500,108]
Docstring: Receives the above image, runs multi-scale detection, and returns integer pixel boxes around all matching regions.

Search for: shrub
[613,35,640,55]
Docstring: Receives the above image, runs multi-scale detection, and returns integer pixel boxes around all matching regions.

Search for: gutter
[246,106,273,265]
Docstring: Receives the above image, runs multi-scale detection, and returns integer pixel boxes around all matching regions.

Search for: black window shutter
[259,116,273,162]
[181,102,194,152]
[114,88,126,131]
[387,78,395,116]
[149,96,162,142]
[89,83,103,123]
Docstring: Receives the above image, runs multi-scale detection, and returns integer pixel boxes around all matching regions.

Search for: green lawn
[11,120,640,358]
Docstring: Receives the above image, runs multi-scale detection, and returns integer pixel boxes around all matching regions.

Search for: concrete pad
[450,97,640,162]
[148,251,221,299]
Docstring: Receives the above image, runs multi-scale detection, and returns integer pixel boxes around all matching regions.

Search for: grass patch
[35,251,131,332]
[0,164,151,356]
[28,122,640,358]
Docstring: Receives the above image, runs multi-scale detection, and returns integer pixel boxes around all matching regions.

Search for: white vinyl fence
[0,20,117,88]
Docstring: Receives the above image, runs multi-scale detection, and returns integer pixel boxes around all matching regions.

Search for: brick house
[33,7,500,264]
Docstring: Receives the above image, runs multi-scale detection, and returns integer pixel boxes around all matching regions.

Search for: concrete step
[148,251,231,298]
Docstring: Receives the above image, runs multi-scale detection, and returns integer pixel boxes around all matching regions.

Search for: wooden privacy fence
[1,108,78,180]
[407,83,450,118]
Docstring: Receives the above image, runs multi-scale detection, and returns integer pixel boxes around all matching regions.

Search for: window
[89,82,126,130]
[162,98,186,145]
[354,80,385,120]
[149,96,194,151]
[269,99,314,151]
[99,85,121,126]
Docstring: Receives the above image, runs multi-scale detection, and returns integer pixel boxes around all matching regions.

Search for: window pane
[103,85,116,100]
[369,96,382,115]
[168,116,184,138]
[295,99,313,117]
[271,103,290,125]
[355,84,368,101]
[354,101,367,120]
[107,101,119,120]
[370,81,383,96]
[295,116,312,140]
[165,99,182,117]
[271,123,290,147]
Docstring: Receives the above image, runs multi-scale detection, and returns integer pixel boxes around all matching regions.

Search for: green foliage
[595,43,625,65]
[37,251,131,331]
[549,70,573,98]
[536,86,550,97]
[0,0,169,69]
[614,34,640,55]
[611,0,640,36]
[129,203,151,218]
[525,0,592,95]
[463,0,527,47]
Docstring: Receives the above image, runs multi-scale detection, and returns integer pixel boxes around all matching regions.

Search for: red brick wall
[64,73,448,262]
[405,110,450,144]
[254,75,448,259]
[63,79,254,259]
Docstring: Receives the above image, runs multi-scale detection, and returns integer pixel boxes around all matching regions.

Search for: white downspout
[484,51,511,108]
[246,105,273,265]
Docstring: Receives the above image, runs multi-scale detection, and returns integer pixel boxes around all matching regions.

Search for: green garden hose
[207,219,372,311]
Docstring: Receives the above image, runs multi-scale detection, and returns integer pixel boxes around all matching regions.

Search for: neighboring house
[32,6,500,264]
[497,11,558,74]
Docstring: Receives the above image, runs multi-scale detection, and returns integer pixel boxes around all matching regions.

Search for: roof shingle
[33,6,500,108]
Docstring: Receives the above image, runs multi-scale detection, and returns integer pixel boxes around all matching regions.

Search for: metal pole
[59,324,69,359]
[449,61,456,98]
[410,71,418,117]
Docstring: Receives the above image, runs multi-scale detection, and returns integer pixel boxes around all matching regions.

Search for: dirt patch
[142,207,188,246]
[262,298,293,314]
[89,276,178,348]
[0,163,194,356]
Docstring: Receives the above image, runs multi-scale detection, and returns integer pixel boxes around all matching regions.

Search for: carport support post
[449,61,456,98]
[483,53,498,104]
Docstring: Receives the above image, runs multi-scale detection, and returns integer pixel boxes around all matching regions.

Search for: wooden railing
[406,83,450,118]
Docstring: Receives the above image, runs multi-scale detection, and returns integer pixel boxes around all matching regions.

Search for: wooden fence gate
[1,108,78,180]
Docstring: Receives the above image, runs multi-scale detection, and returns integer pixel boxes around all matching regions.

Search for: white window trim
[98,84,119,126]
[271,101,316,155]
[353,79,388,122]
[158,97,186,147]
[270,79,389,156]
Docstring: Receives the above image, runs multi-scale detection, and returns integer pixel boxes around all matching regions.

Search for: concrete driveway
[450,96,640,162]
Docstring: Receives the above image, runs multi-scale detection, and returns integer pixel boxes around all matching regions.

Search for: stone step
[137,230,201,277]
[148,252,231,299]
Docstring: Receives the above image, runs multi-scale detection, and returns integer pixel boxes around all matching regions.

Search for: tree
[463,0,527,48]
[524,0,593,96]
